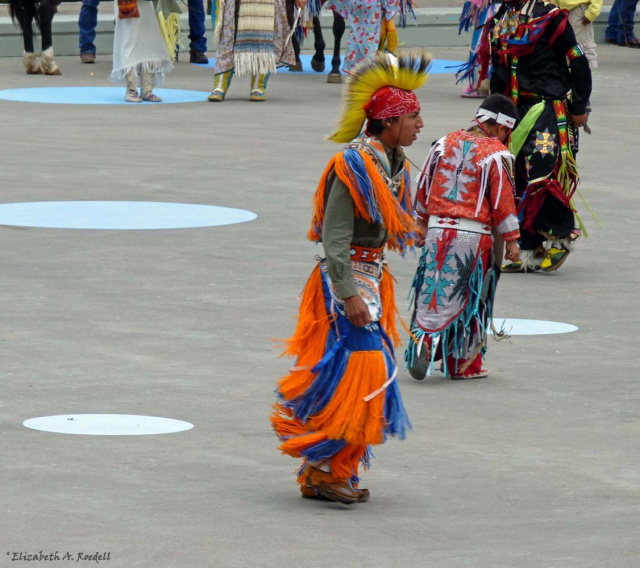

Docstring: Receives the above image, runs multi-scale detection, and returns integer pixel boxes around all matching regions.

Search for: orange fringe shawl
[307,151,416,253]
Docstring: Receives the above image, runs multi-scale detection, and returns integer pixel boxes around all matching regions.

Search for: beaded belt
[350,244,384,262]
[428,216,492,235]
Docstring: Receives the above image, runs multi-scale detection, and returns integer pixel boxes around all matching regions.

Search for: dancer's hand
[570,113,588,128]
[345,295,372,327]
[295,0,307,7]
[581,16,590,25]
[505,240,520,263]
[415,217,428,247]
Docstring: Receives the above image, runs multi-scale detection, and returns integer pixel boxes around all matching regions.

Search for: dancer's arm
[322,176,372,327]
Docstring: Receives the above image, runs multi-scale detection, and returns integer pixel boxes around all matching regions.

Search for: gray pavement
[0,47,639,568]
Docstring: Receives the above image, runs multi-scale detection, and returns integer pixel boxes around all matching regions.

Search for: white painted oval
[23,414,194,436]
[0,201,257,230]
[0,87,209,105]
[492,318,578,336]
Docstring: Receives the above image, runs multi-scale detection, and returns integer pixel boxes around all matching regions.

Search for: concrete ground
[0,46,638,568]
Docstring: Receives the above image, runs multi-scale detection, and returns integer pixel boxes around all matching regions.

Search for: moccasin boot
[300,482,370,502]
[125,89,142,103]
[540,246,570,272]
[208,69,234,102]
[40,47,61,75]
[408,340,430,381]
[125,69,141,102]
[249,73,270,102]
[140,71,162,102]
[305,466,364,505]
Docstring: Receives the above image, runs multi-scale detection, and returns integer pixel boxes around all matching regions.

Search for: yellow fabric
[552,0,602,21]
[156,11,181,61]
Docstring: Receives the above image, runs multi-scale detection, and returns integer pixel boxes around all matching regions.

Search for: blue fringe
[401,170,412,216]
[405,254,493,376]
[397,0,418,28]
[302,438,348,463]
[361,445,375,470]
[307,0,323,18]
[289,330,349,423]
[383,349,412,440]
[455,52,479,86]
[459,0,473,33]
[342,148,384,225]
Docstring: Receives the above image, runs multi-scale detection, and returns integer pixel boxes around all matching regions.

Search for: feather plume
[328,50,433,144]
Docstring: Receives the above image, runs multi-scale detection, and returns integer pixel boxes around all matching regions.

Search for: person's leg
[606,0,620,41]
[462,14,486,94]
[619,0,640,45]
[125,68,142,102]
[187,0,208,61]
[79,0,100,56]
[140,71,162,101]
[447,247,492,379]
[249,73,270,101]
[304,461,366,505]
[447,352,486,379]
[534,193,576,271]
[207,69,234,101]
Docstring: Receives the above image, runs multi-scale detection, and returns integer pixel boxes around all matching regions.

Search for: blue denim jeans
[606,0,639,43]
[188,0,207,52]
[78,0,100,54]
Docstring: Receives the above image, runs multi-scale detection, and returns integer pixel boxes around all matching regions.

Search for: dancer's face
[384,111,424,147]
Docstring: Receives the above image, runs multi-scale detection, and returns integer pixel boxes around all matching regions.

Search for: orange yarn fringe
[380,267,401,348]
[305,350,387,445]
[331,444,368,479]
[276,266,331,401]
[273,256,408,465]
[307,152,415,253]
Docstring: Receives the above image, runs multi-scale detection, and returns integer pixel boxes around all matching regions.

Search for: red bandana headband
[363,86,421,120]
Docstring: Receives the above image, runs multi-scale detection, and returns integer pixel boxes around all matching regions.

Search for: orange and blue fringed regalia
[271,135,415,487]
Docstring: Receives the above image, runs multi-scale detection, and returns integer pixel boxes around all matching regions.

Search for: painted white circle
[0,87,209,105]
[492,318,578,336]
[23,414,194,436]
[0,201,257,230]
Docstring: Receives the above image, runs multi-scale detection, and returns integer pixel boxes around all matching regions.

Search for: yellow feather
[328,50,432,144]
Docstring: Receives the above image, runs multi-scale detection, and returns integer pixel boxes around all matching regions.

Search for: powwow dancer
[325,0,413,76]
[489,0,592,272]
[456,0,500,97]
[208,0,306,102]
[272,52,430,504]
[110,0,175,103]
[406,94,520,381]
[8,0,62,75]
